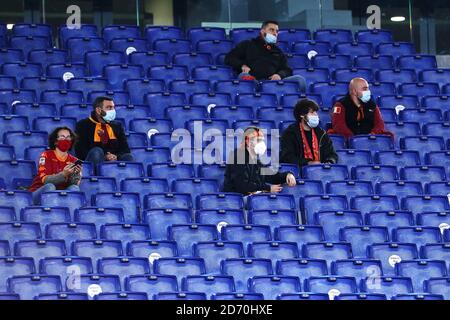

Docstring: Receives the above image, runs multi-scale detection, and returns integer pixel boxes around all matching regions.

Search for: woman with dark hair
[280,99,338,167]
[29,126,83,204]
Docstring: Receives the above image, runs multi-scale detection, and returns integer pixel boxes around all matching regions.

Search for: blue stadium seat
[315,211,363,242]
[326,180,373,198]
[302,164,349,183]
[41,89,84,109]
[196,39,233,62]
[67,275,121,299]
[0,257,35,292]
[331,259,384,282]
[286,54,309,69]
[12,23,51,39]
[221,224,272,249]
[425,278,450,299]
[229,28,259,44]
[143,193,192,211]
[334,293,387,300]
[45,223,96,248]
[422,121,450,138]
[85,50,126,77]
[127,240,177,262]
[0,48,23,64]
[292,41,331,57]
[340,226,390,258]
[396,260,448,292]
[102,25,140,45]
[14,239,66,266]
[129,149,170,170]
[197,163,227,188]
[10,36,50,57]
[72,240,123,265]
[420,69,450,87]
[0,160,36,187]
[148,65,189,86]
[98,257,151,286]
[274,225,325,248]
[100,224,151,245]
[58,24,98,48]
[168,224,219,256]
[314,29,352,45]
[153,292,207,300]
[400,166,446,185]
[303,243,353,269]
[393,226,443,248]
[375,149,421,169]
[278,28,311,46]
[188,27,226,46]
[39,191,86,215]
[109,38,148,55]
[312,54,352,72]
[145,92,187,118]
[190,92,232,106]
[260,81,302,99]
[59,103,92,121]
[368,243,419,276]
[369,82,397,98]
[351,165,398,184]
[153,258,206,284]
[192,66,233,82]
[79,177,117,204]
[402,196,450,217]
[32,116,77,133]
[401,136,445,161]
[153,39,191,60]
[391,294,443,300]
[8,275,62,300]
[46,63,87,82]
[293,68,330,90]
[39,256,93,286]
[333,68,374,82]
[116,104,151,123]
[276,259,328,279]
[356,29,393,46]
[35,293,90,300]
[397,55,437,71]
[215,80,255,97]
[211,105,254,126]
[425,151,450,175]
[425,182,450,196]
[311,82,348,107]
[149,163,194,186]
[145,25,184,44]
[172,52,212,72]
[125,274,178,298]
[0,88,36,107]
[143,209,192,240]
[422,95,450,113]
[249,276,301,300]
[278,293,330,300]
[120,178,168,203]
[351,195,399,215]
[75,207,124,228]
[98,162,145,186]
[237,92,278,109]
[93,192,141,224]
[354,55,394,70]
[0,191,32,215]
[0,145,14,161]
[248,210,297,230]
[66,37,104,63]
[334,41,373,59]
[12,102,57,120]
[196,209,245,228]
[182,275,234,298]
[128,51,168,73]
[378,96,420,113]
[94,292,148,300]
[0,206,16,222]
[0,240,10,256]
[221,258,273,291]
[247,194,296,212]
[302,195,349,224]
[377,42,415,59]
[193,241,244,274]
[376,69,417,86]
[375,181,423,200]
[0,76,17,90]
[169,80,210,96]
[87,90,130,106]
[399,83,440,100]
[172,178,219,202]
[68,77,109,93]
[249,241,299,264]
[104,64,143,90]
[360,276,413,299]
[304,276,358,298]
[28,49,68,71]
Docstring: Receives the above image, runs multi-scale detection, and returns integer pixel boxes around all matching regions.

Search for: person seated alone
[224,20,306,92]
[280,99,338,167]
[28,127,82,205]
[328,77,393,139]
[223,126,297,195]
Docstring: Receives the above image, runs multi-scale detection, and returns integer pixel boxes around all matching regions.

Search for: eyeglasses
[57,135,72,140]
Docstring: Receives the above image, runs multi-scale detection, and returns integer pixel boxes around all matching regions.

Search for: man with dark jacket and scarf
[280,99,338,167]
[224,20,306,92]
[75,96,133,172]
[224,127,297,195]
[328,77,393,139]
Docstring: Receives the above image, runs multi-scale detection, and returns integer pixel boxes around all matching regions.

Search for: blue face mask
[102,109,116,122]
[306,115,320,128]
[360,90,371,103]
[264,33,277,44]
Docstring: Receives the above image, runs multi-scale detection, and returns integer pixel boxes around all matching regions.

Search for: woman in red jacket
[29,127,83,205]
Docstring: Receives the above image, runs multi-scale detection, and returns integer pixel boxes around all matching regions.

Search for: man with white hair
[328,78,393,138]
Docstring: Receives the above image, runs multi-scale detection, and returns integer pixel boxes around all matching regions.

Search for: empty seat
[0,257,35,292]
[249,276,301,300]
[196,40,233,62]
[221,224,272,249]
[14,239,66,267]
[39,191,86,215]
[360,276,413,299]
[126,274,178,298]
[98,257,151,286]
[8,275,62,300]
[0,48,23,65]
[377,42,415,59]
[168,224,218,256]
[169,79,210,96]
[190,92,232,106]
[94,292,148,300]
[127,240,177,264]
[424,182,450,196]
[352,165,398,184]
[0,160,36,187]
[75,207,124,227]
[304,276,358,299]
[401,196,450,217]
[311,82,348,107]
[10,36,50,57]
[41,90,84,109]
[376,69,417,86]
[211,105,254,126]
[221,258,273,291]
[68,275,121,299]
[286,54,310,69]
[35,293,90,300]
[229,28,260,44]
[375,150,421,167]
[145,25,184,45]
[104,64,143,90]
[28,49,68,71]
[85,50,126,77]
[260,80,302,98]
[0,221,42,244]
[39,256,93,285]
[249,242,300,264]
[98,162,144,186]
[396,260,447,292]
[102,25,140,45]
[247,194,296,211]
[315,211,363,242]
[349,135,394,152]
[400,166,446,185]
[46,63,87,82]
[93,193,141,224]
[153,39,191,60]
[292,41,331,58]
[354,55,394,70]
[145,92,186,118]
[326,180,373,198]
[312,54,352,72]
[334,41,373,59]
[333,68,374,82]
[340,226,390,258]
[248,210,297,230]
[0,206,15,222]
[275,225,324,249]
[0,88,36,107]
[193,241,244,274]
[331,259,384,282]
[192,66,233,82]
[399,83,440,100]
[120,177,169,199]
[72,240,123,265]
[67,37,104,63]
[153,258,205,284]
[100,224,151,245]
[46,223,96,248]
[276,259,328,280]
[79,177,117,203]
[182,275,234,298]
[375,181,423,200]
[368,243,419,276]
[351,195,399,215]
[0,191,32,215]
[148,65,189,86]
[397,55,437,71]
[393,227,442,248]
[401,136,445,161]
[334,293,387,300]
[303,243,353,269]
[188,27,226,47]
[172,52,212,72]
[302,164,349,183]
[356,29,393,46]
[59,24,98,48]
[425,278,450,299]
[302,195,348,224]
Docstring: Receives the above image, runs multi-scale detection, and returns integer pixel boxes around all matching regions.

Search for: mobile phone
[71,159,83,168]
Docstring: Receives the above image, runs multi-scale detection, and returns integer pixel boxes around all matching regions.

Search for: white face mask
[360,90,371,103]
[306,115,320,128]
[102,109,116,122]
[253,140,267,156]
[264,33,277,44]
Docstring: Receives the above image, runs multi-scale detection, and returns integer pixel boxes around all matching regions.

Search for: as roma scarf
[300,123,320,162]
[89,116,117,144]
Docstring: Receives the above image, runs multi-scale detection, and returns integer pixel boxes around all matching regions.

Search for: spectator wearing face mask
[223,126,297,195]
[280,99,338,167]
[29,127,82,204]
[75,96,133,172]
[328,78,393,139]
[224,20,306,92]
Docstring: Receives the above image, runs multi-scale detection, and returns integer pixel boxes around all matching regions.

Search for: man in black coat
[75,96,133,172]
[225,20,306,92]
[224,126,297,195]
[280,99,338,167]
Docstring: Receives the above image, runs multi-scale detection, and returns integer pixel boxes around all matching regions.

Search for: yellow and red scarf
[89,116,117,144]
[300,123,320,162]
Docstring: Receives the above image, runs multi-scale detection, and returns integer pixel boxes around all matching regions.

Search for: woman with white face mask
[223,126,296,195]
[280,99,338,167]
